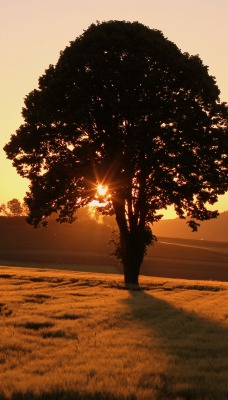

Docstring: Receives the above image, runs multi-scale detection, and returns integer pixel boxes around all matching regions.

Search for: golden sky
[0,0,227,218]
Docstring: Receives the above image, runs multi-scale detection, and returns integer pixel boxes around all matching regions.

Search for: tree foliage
[4,21,228,284]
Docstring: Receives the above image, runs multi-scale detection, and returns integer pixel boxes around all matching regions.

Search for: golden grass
[0,266,228,400]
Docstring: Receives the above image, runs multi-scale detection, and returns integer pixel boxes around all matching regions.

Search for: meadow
[0,266,227,400]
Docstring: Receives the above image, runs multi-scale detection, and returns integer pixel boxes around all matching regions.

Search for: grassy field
[0,266,228,400]
[1,237,227,282]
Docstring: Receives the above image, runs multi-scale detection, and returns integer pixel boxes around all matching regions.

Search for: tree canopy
[4,21,228,284]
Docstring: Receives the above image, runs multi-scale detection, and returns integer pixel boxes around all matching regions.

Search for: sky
[0,0,227,218]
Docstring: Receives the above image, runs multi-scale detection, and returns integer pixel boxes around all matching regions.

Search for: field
[0,236,227,282]
[1,266,228,400]
[0,216,227,282]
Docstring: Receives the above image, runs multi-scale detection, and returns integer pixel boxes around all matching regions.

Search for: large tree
[4,21,228,285]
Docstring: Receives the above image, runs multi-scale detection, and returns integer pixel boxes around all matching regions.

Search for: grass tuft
[24,294,53,304]
[0,274,13,279]
[22,321,54,330]
[55,313,82,320]
[41,330,68,339]
[0,304,12,317]
[175,284,223,292]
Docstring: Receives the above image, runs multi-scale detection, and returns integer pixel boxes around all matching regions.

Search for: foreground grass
[0,266,228,400]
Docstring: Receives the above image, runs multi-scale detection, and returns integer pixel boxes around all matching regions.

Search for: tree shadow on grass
[0,390,137,400]
[123,287,228,400]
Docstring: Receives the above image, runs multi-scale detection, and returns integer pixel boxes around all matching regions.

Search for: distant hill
[0,213,117,267]
[0,210,227,257]
[0,213,113,253]
[153,211,228,242]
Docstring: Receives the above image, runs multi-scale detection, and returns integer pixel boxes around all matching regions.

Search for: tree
[7,198,24,216]
[0,199,27,216]
[0,204,10,216]
[4,21,228,285]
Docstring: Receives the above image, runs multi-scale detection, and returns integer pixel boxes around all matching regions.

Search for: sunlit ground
[0,266,227,400]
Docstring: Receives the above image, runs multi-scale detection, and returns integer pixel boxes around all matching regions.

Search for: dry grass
[0,266,228,400]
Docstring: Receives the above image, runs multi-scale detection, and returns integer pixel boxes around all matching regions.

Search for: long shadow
[123,286,228,400]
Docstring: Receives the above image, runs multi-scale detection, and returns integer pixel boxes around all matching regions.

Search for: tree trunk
[113,197,145,287]
[123,258,141,286]
[122,235,144,286]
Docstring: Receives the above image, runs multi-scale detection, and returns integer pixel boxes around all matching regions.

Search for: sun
[97,184,108,196]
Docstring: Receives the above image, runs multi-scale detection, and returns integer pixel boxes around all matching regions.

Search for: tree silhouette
[7,198,23,216]
[0,199,26,216]
[4,21,228,285]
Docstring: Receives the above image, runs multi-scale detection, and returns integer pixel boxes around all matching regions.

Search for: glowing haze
[0,0,227,218]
